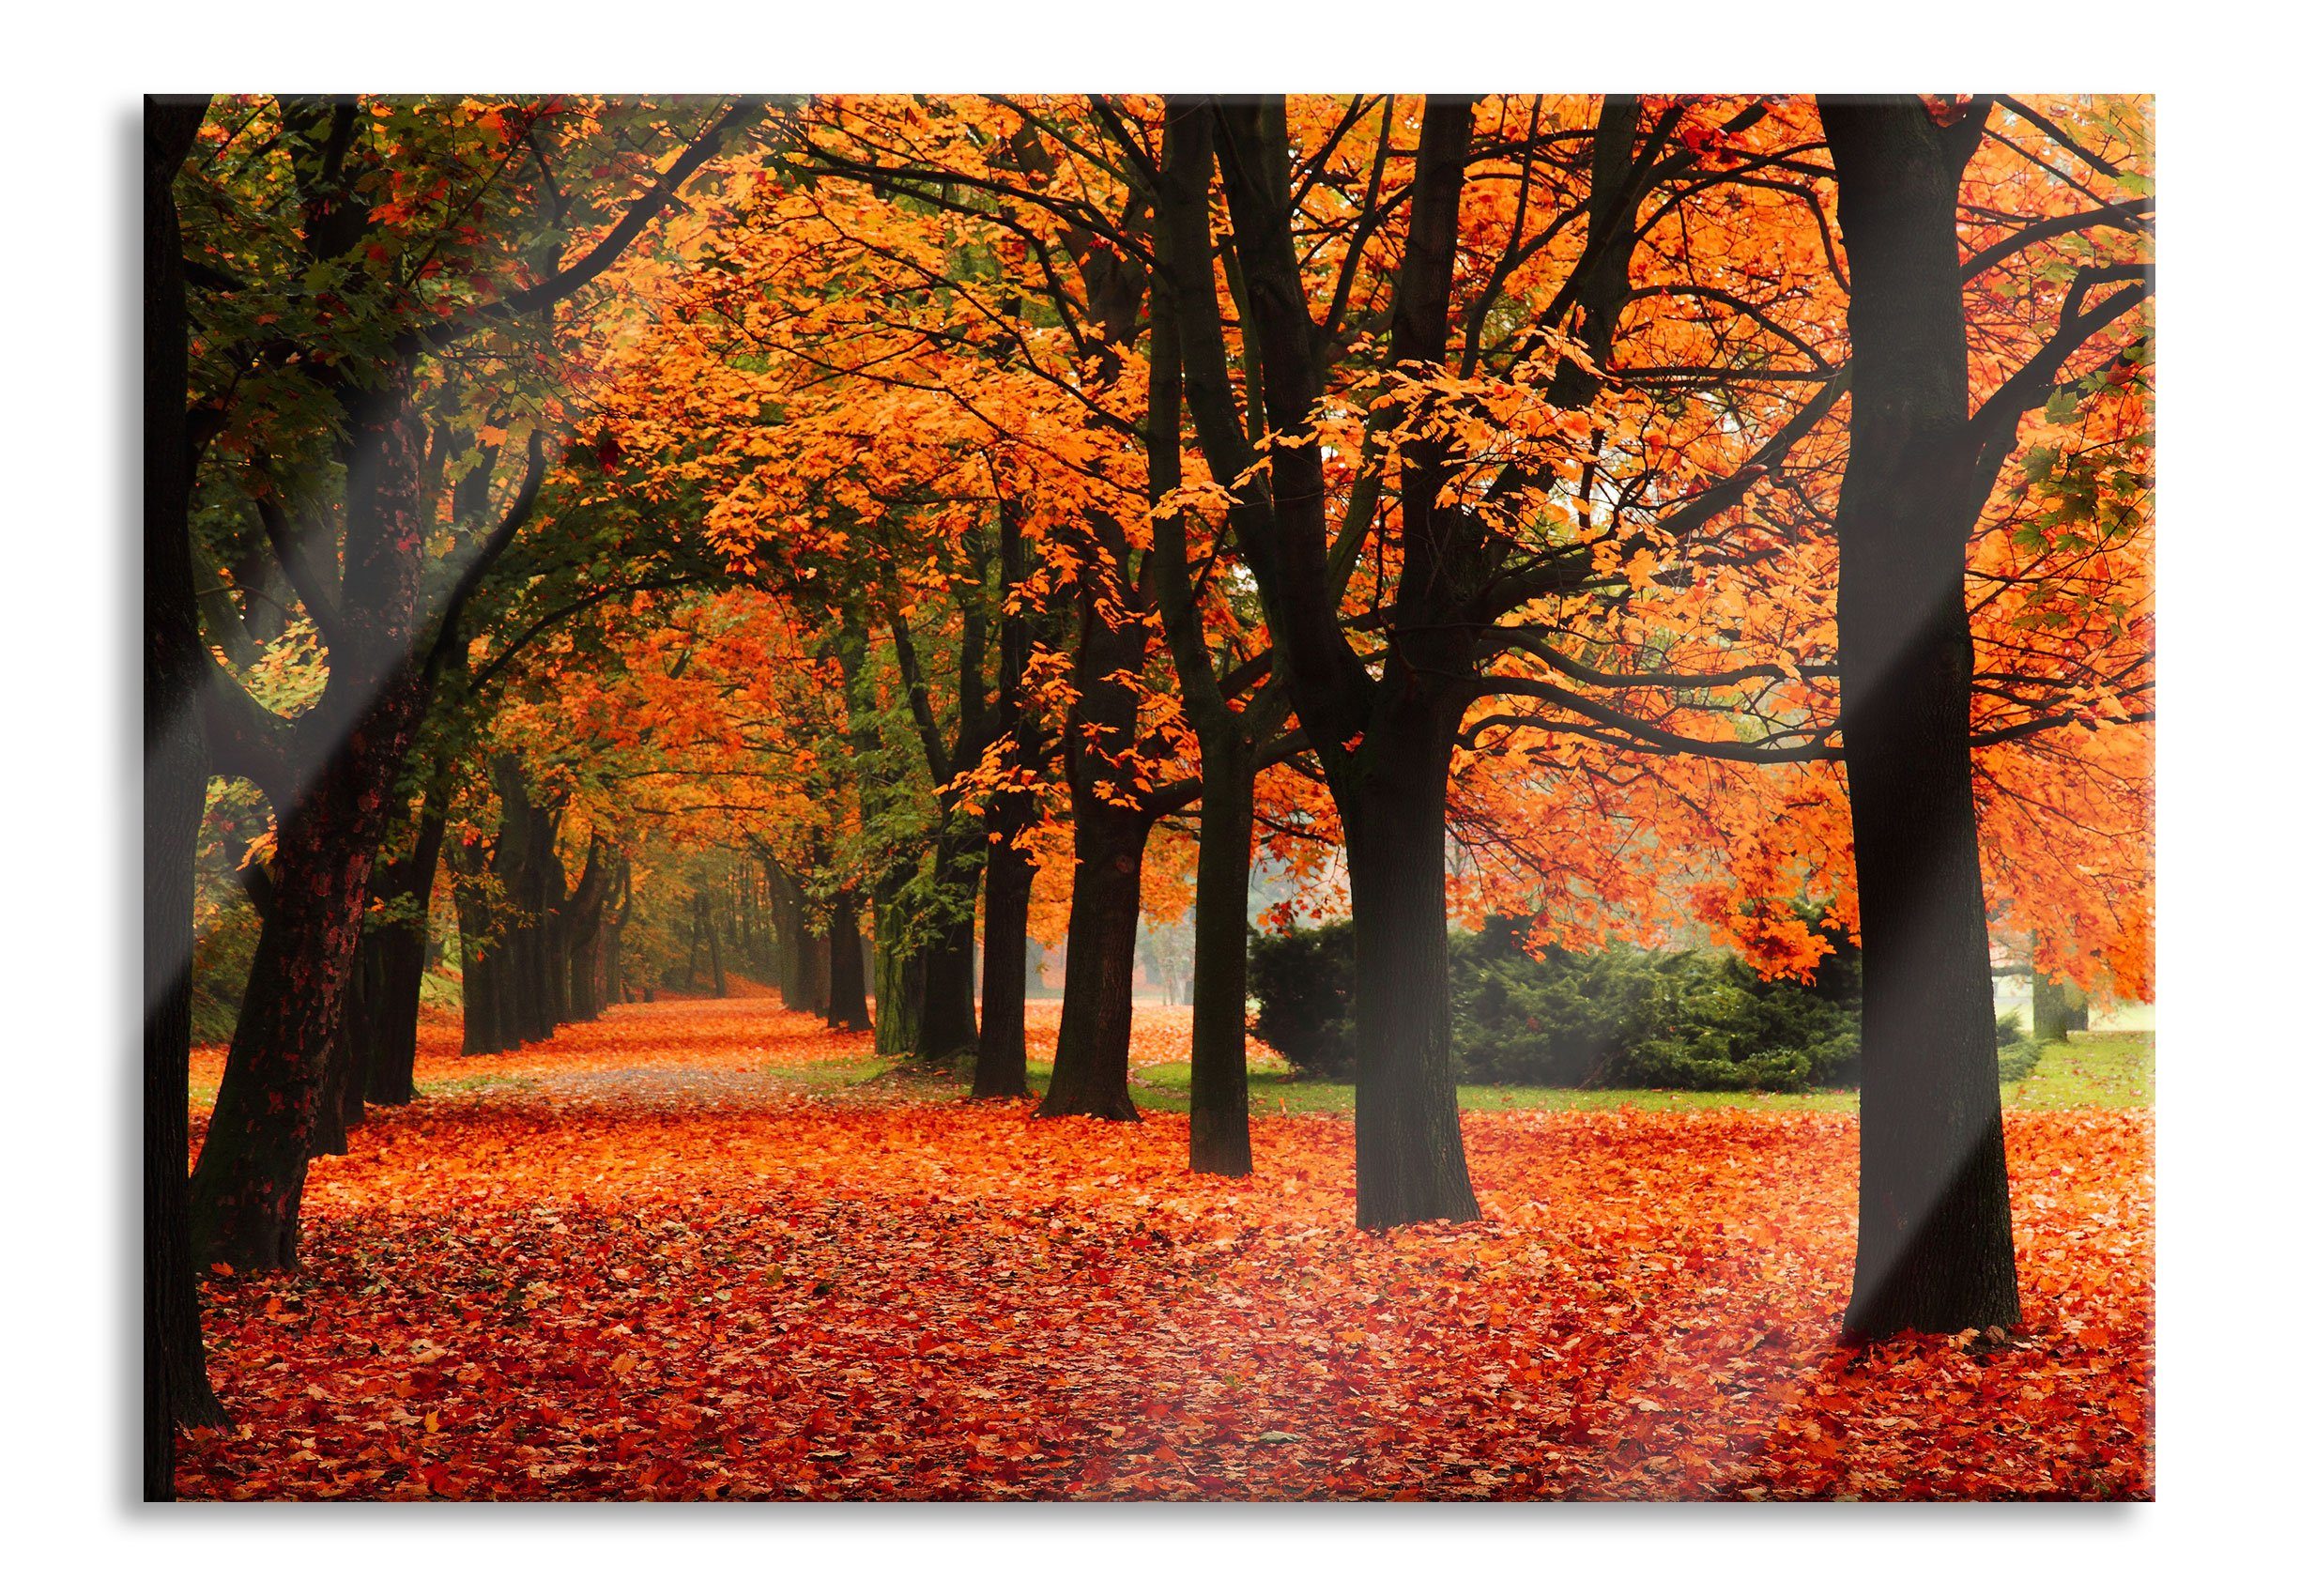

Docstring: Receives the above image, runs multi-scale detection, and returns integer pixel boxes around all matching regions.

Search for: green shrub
[1245,920,1357,1078]
[1247,914,1864,1092]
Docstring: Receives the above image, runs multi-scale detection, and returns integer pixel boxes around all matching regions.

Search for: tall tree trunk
[564,843,611,1023]
[1339,708,1479,1226]
[359,774,448,1104]
[189,695,424,1271]
[974,824,1037,1098]
[455,842,508,1056]
[1822,98,2019,1339]
[827,890,872,1031]
[1038,806,1150,1121]
[803,933,831,1016]
[145,96,225,1493]
[1187,739,1256,1174]
[916,842,983,1058]
[1144,159,1258,1172]
[973,485,1047,1097]
[873,916,924,1054]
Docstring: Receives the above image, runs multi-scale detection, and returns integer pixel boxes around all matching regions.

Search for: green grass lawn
[188,1028,2154,1117]
[977,1028,2154,1116]
[2001,1029,2154,1112]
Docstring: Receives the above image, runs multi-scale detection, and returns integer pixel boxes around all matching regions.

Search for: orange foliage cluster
[179,997,2150,1501]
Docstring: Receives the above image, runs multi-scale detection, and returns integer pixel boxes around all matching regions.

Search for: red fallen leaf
[176,994,2154,1503]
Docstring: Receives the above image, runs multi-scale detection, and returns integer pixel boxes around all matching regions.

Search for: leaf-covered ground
[179,993,2153,1500]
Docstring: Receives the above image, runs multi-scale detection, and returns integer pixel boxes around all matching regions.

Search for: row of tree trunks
[763,852,832,1017]
[454,760,623,1055]
[175,100,758,1283]
[682,885,728,997]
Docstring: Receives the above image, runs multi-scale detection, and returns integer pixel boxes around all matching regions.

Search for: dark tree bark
[886,594,993,1061]
[347,755,451,1104]
[1142,129,1276,1172]
[871,888,925,1054]
[1184,744,1257,1175]
[914,845,982,1058]
[1821,97,2020,1339]
[563,841,613,1022]
[146,95,226,1496]
[188,359,435,1271]
[827,890,872,1030]
[1336,707,1478,1223]
[1181,96,1488,1223]
[797,928,831,1017]
[762,853,823,1014]
[454,838,509,1056]
[1037,549,1160,1123]
[187,100,760,1271]
[601,857,632,1008]
[973,503,1045,1098]
[1037,804,1151,1121]
[973,826,1038,1098]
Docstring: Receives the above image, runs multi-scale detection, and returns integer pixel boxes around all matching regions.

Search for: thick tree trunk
[189,703,422,1271]
[1339,712,1480,1227]
[2034,976,2087,1044]
[873,924,924,1055]
[192,348,433,1269]
[827,891,872,1031]
[973,824,1037,1098]
[554,841,609,1022]
[1174,97,1485,1224]
[916,844,983,1059]
[1038,806,1150,1121]
[145,94,225,1496]
[358,779,447,1104]
[1187,741,1256,1174]
[454,846,508,1056]
[797,929,831,1017]
[1823,98,2020,1339]
[602,856,633,1009]
[310,1005,361,1158]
